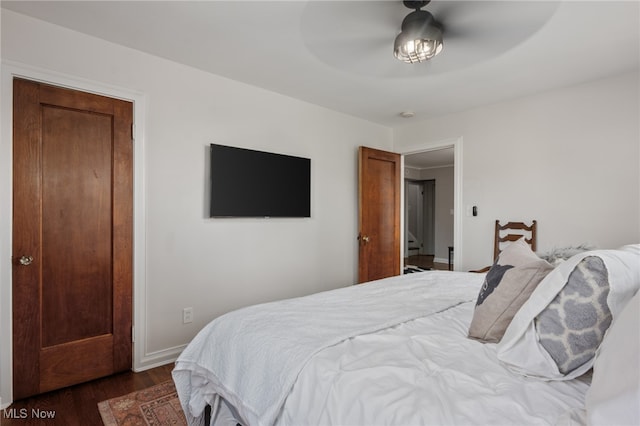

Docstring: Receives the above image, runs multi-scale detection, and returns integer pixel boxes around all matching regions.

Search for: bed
[173,243,640,426]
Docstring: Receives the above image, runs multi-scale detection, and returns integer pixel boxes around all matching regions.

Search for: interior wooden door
[12,78,133,399]
[358,146,401,283]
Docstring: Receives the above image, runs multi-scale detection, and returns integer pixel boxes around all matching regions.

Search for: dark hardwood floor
[1,363,174,425]
[404,254,450,271]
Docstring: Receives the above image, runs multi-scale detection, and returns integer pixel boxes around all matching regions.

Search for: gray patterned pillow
[497,247,640,380]
[535,256,610,374]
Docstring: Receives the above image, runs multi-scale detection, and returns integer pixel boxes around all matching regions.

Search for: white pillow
[619,243,640,255]
[586,291,639,425]
[497,248,640,380]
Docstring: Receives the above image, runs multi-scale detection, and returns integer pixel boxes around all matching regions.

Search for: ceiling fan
[299,1,559,77]
[394,0,444,63]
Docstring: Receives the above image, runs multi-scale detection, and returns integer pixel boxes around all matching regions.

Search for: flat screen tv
[209,144,311,218]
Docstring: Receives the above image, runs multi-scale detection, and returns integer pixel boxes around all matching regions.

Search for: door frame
[0,62,147,407]
[399,137,463,270]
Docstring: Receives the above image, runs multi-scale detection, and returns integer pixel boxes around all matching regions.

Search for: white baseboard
[134,345,186,373]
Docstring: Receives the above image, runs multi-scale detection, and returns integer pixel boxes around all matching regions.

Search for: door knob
[18,255,33,266]
[361,235,370,243]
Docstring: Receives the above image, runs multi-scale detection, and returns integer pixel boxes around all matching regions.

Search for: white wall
[394,71,640,271]
[0,10,392,405]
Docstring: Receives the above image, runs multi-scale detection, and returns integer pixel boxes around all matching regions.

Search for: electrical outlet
[183,307,193,324]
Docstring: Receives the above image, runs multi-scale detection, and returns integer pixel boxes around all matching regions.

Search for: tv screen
[210,144,311,218]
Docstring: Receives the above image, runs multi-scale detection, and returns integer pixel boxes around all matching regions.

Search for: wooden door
[12,78,133,399]
[358,146,401,283]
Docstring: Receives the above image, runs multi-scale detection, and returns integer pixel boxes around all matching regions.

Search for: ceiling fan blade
[428,1,460,25]
[431,1,560,43]
[307,35,390,57]
[302,1,403,38]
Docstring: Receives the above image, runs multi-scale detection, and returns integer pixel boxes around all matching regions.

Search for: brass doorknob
[18,255,33,266]
[361,235,370,243]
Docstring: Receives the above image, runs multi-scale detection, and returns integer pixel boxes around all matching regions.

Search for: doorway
[405,180,435,255]
[405,179,435,270]
[402,143,459,271]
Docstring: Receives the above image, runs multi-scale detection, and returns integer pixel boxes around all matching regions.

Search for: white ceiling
[3,1,639,131]
[404,147,454,169]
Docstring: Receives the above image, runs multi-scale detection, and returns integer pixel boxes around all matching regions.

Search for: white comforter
[173,271,484,426]
[173,271,589,426]
[278,301,588,426]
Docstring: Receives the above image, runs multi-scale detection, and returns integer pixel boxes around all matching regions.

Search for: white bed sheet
[277,301,589,426]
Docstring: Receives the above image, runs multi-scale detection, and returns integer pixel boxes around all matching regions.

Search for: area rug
[403,265,431,274]
[98,380,187,426]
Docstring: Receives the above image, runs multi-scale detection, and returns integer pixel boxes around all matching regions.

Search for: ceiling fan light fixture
[394,9,443,63]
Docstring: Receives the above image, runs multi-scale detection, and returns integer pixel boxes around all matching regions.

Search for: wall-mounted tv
[210,144,311,218]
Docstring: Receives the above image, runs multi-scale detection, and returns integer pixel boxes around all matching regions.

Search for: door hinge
[131,123,135,141]
[131,325,135,343]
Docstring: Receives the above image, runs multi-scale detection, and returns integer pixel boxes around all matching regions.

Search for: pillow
[497,247,640,380]
[619,243,640,255]
[468,238,554,343]
[536,256,610,374]
[586,290,639,426]
[537,244,594,266]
